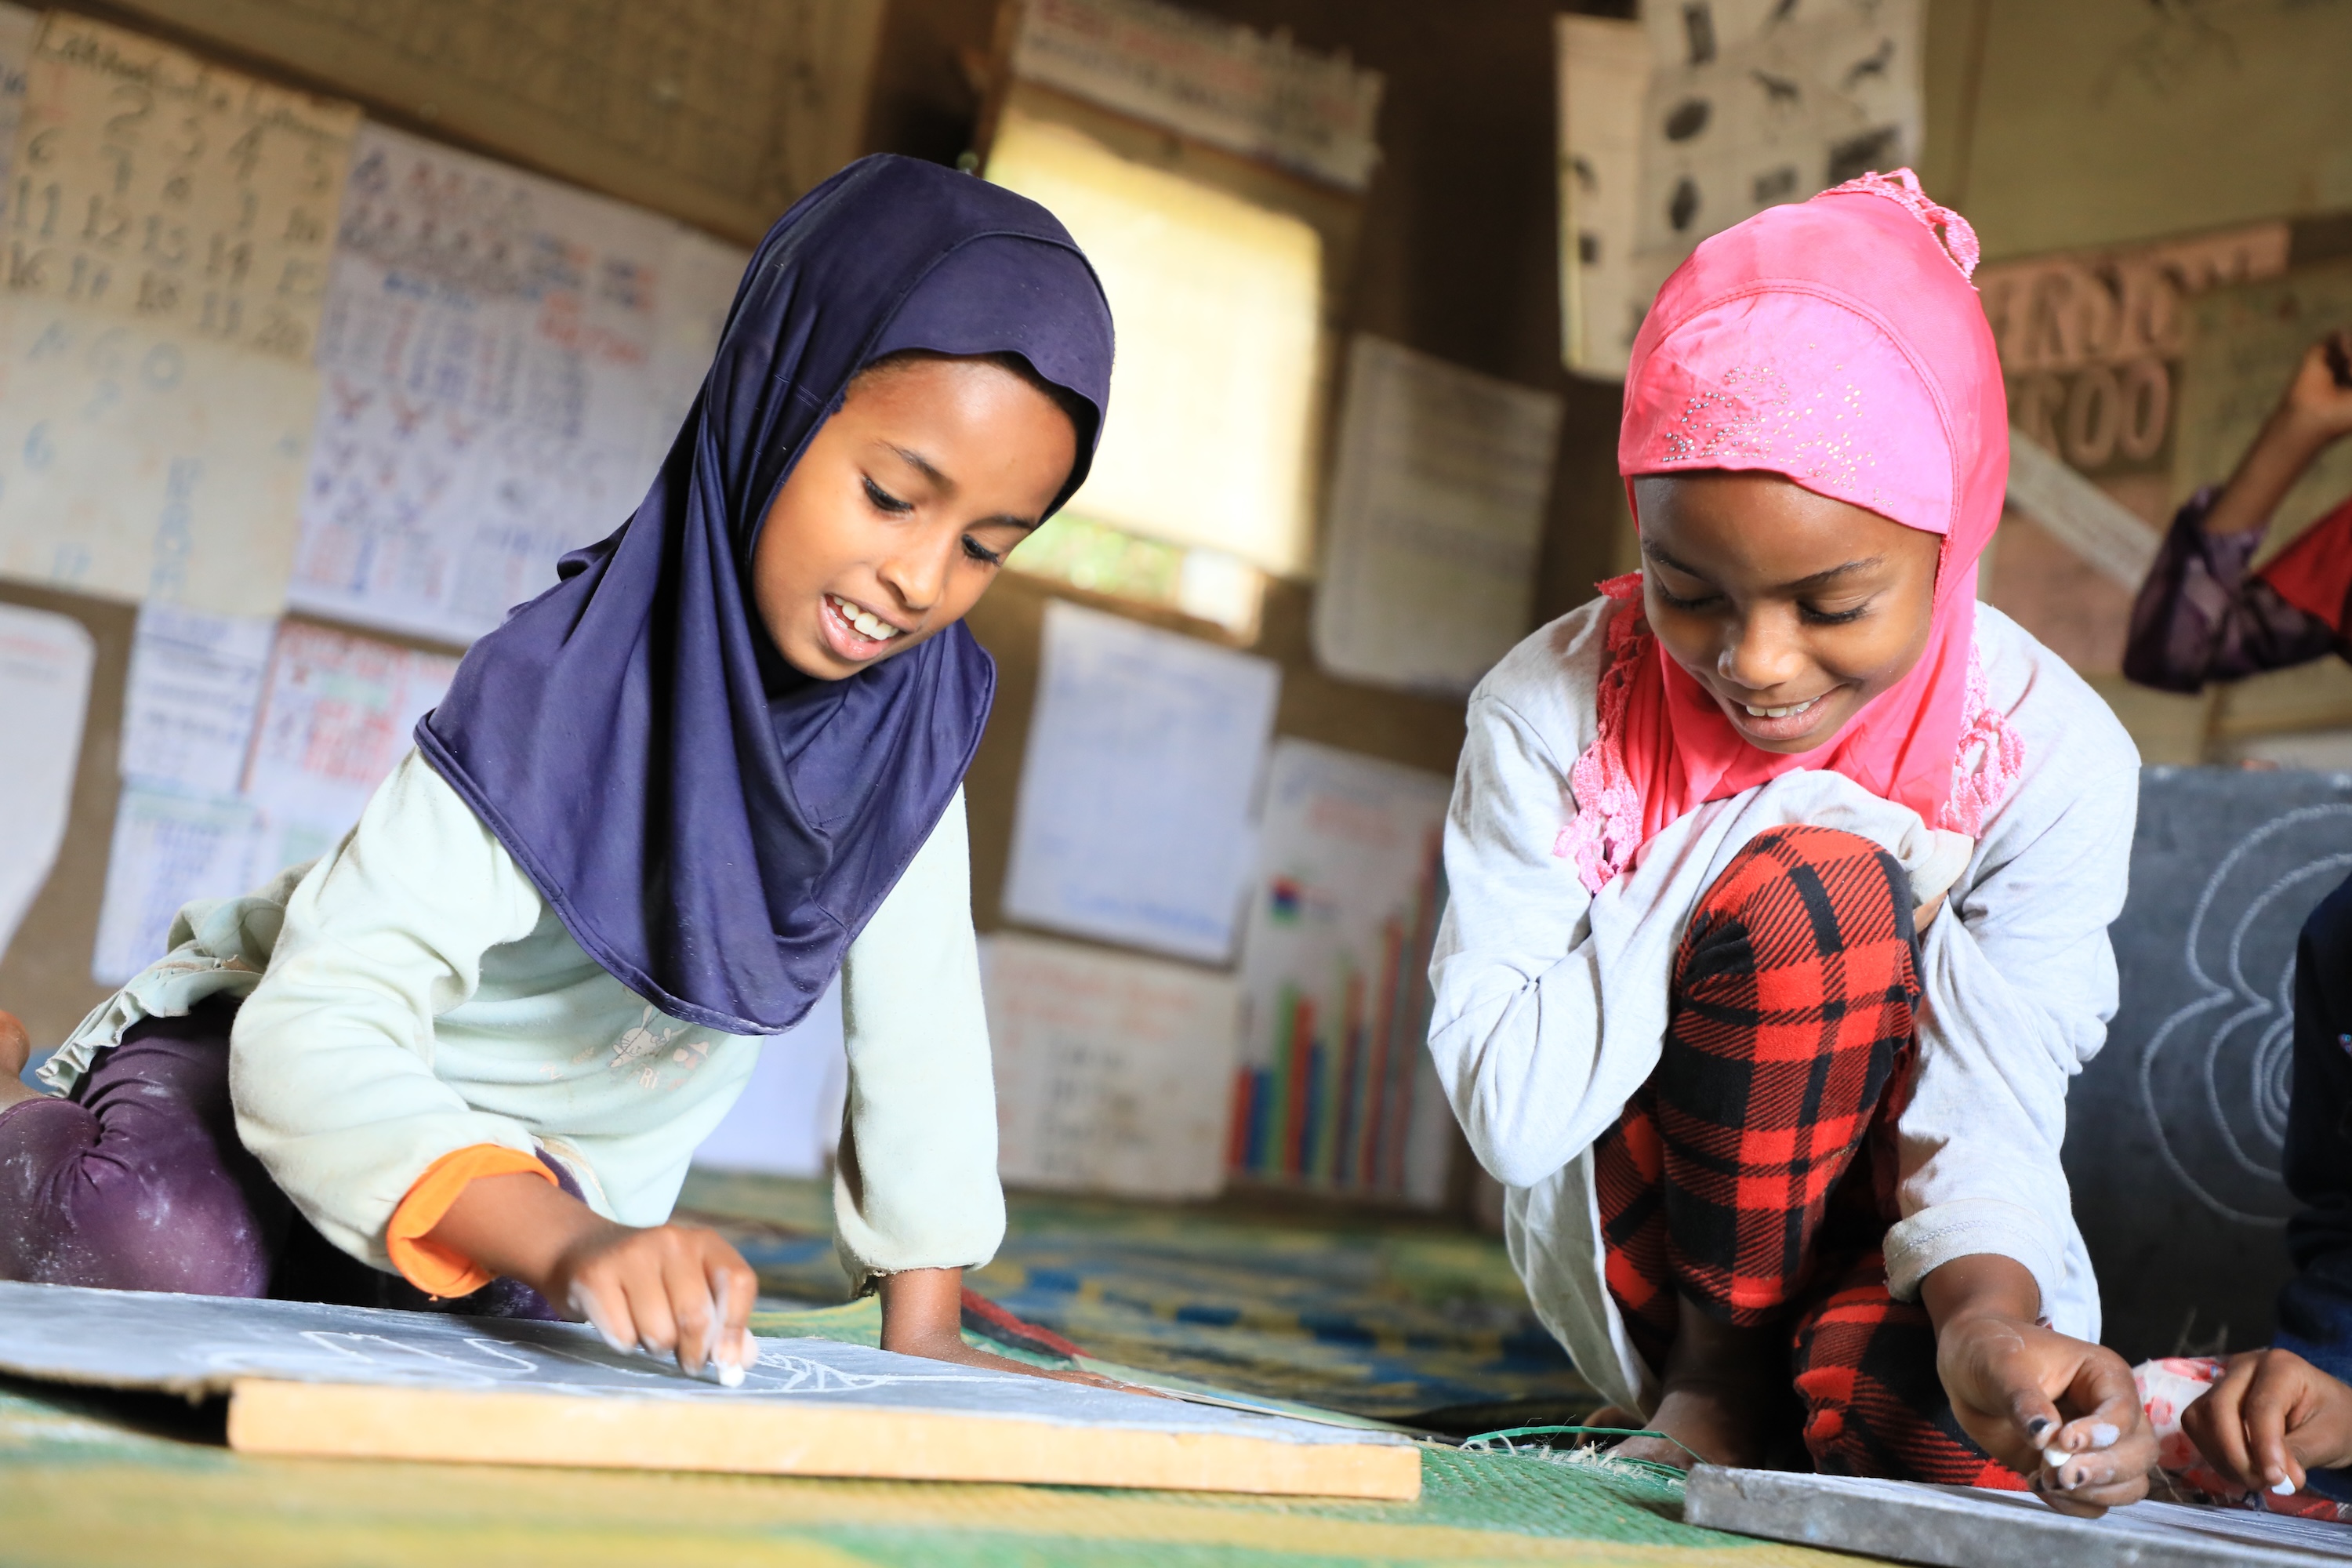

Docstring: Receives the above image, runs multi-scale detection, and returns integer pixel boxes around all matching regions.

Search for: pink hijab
[1557,172,2023,894]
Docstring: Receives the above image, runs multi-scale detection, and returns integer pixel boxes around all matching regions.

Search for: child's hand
[2181,1346,2352,1497]
[1935,1310,2154,1515]
[877,1265,1137,1392]
[549,1219,760,1385]
[425,1171,758,1383]
[2274,331,2352,452]
[1924,1254,2151,1516]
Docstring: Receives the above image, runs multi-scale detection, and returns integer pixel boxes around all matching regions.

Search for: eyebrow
[1644,542,1885,593]
[875,441,1044,531]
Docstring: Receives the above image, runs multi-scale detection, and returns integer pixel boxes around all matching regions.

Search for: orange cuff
[386,1145,555,1298]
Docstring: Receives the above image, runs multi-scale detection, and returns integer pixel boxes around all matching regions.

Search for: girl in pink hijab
[1429,173,2154,1510]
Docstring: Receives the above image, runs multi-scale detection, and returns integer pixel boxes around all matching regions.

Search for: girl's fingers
[2007,1387,2067,1470]
[619,1262,682,1363]
[659,1246,718,1377]
[2240,1361,2307,1496]
[566,1276,636,1356]
[2189,1361,2260,1488]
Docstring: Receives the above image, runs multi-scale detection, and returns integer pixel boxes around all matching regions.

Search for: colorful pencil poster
[1230,739,1455,1207]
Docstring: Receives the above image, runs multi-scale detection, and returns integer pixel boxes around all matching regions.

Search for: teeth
[1742,698,1818,719]
[829,595,900,641]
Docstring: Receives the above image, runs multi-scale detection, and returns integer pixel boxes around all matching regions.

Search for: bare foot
[1610,1298,1783,1472]
[0,1008,41,1110]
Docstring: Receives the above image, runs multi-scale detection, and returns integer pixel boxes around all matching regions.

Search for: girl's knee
[1693,826,1915,960]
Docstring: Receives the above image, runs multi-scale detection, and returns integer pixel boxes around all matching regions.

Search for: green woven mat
[0,1376,1877,1567]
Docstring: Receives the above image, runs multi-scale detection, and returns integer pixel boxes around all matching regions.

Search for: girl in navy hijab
[0,156,1115,1385]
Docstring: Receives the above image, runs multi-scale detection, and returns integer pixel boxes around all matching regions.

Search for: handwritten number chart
[9,13,358,362]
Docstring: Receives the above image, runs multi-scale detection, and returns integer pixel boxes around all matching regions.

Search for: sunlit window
[986,106,1324,579]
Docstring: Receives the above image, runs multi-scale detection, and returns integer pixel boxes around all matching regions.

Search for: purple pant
[0,999,564,1318]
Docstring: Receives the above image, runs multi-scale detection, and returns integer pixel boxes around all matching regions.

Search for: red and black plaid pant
[1594,825,2025,1487]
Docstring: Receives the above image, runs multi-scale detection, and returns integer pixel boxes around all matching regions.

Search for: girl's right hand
[548,1218,760,1384]
[426,1171,760,1382]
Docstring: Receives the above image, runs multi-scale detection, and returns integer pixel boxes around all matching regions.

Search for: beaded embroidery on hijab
[1555,170,2021,894]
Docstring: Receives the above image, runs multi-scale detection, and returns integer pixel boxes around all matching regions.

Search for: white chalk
[2274,1477,2299,1496]
[2040,1445,2067,1472]
[715,1359,745,1388]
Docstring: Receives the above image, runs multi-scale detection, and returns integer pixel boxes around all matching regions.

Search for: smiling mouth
[1740,696,1822,719]
[826,593,905,645]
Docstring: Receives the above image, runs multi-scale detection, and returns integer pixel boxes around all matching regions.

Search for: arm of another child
[2183,1347,2352,1497]
[2201,330,2352,540]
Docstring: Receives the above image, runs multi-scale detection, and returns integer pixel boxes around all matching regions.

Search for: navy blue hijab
[417,156,1114,1035]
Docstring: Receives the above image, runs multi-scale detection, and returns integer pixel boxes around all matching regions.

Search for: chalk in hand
[2274,1477,2299,1496]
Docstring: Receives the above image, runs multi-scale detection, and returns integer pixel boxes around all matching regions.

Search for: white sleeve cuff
[1883,1197,2065,1310]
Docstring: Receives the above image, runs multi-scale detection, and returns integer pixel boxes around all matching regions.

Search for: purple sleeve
[2122,488,2341,691]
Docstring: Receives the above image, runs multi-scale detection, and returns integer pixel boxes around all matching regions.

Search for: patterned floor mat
[680,1171,1597,1427]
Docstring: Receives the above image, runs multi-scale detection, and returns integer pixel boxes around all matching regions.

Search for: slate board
[1684,1467,2352,1566]
[2066,767,2352,1361]
[0,1281,1418,1494]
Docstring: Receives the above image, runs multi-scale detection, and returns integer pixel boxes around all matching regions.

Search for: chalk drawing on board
[2135,804,2352,1226]
[0,1282,1421,1497]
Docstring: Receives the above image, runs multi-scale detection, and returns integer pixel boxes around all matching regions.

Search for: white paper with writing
[1313,336,1562,695]
[983,931,1241,1200]
[119,603,274,794]
[1003,600,1279,964]
[0,297,319,615]
[288,123,742,645]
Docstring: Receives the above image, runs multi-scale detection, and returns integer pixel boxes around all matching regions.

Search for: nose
[1715,607,1806,693]
[875,531,955,616]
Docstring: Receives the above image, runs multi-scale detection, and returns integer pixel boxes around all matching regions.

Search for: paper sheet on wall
[2174,262,2352,564]
[9,13,359,362]
[0,602,93,962]
[89,786,266,984]
[0,3,37,227]
[0,296,320,615]
[287,123,745,645]
[1555,15,1650,379]
[90,619,456,983]
[1312,336,1562,695]
[119,604,274,794]
[1002,600,1279,964]
[982,931,1241,1200]
[1633,0,1922,268]
[1231,739,1453,1207]
[242,620,458,869]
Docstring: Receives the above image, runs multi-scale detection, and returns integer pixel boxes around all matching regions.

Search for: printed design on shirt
[579,1005,716,1091]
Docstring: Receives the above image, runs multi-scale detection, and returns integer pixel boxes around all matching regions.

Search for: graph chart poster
[1230,739,1455,1207]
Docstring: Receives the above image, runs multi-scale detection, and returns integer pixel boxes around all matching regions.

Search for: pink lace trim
[1553,575,1649,894]
[1938,640,2024,836]
[1818,168,1980,281]
[1552,586,2025,890]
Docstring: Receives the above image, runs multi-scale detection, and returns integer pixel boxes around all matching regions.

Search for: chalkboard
[0,1280,1419,1496]
[2065,766,2352,1362]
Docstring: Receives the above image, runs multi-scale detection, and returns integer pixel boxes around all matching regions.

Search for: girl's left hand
[1935,1310,2154,1515]
[877,1265,1138,1392]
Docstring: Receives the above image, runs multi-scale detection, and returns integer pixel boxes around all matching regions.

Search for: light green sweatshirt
[46,749,1003,1291]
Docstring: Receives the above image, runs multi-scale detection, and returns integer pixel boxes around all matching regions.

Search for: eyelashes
[862,472,1005,567]
[1653,581,1872,626]
[862,475,912,514]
